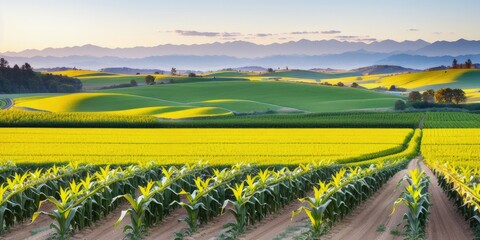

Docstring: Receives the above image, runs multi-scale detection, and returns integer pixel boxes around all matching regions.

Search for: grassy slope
[332,69,480,90]
[15,93,232,118]
[103,81,401,112]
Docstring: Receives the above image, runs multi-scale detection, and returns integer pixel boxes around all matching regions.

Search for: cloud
[358,38,377,42]
[321,30,341,34]
[174,30,219,37]
[255,33,273,37]
[173,30,242,38]
[408,29,419,32]
[335,35,359,39]
[433,32,442,35]
[290,31,319,35]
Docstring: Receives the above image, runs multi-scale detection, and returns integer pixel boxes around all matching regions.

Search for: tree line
[0,58,82,93]
[408,88,466,104]
[452,59,474,69]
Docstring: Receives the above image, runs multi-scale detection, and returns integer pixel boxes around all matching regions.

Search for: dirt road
[323,157,419,240]
[421,161,473,240]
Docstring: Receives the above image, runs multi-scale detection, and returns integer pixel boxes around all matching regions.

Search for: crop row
[0,110,424,128]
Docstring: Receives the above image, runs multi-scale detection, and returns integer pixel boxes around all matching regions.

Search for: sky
[1,0,480,52]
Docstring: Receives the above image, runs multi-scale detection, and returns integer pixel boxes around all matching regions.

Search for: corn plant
[32,164,154,239]
[391,169,430,240]
[0,163,90,234]
[172,163,251,234]
[32,187,81,240]
[292,162,402,238]
[220,162,335,239]
[113,162,209,240]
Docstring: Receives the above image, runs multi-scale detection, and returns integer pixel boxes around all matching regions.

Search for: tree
[154,71,160,74]
[144,75,155,85]
[130,79,138,86]
[422,91,434,103]
[466,59,473,69]
[452,59,458,69]
[171,68,177,75]
[188,72,196,77]
[351,82,359,88]
[425,89,435,96]
[408,91,422,102]
[0,58,8,68]
[394,100,406,110]
[267,68,274,73]
[435,88,454,103]
[21,63,33,71]
[389,85,396,91]
[337,82,344,87]
[452,89,467,104]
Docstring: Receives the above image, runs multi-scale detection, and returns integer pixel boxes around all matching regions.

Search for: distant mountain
[3,52,480,71]
[0,52,390,71]
[377,53,480,69]
[1,39,430,58]
[415,39,480,56]
[474,63,480,69]
[99,67,167,75]
[228,66,267,72]
[351,65,418,75]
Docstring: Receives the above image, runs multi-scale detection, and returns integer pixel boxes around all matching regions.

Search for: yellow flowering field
[422,129,480,165]
[0,128,412,165]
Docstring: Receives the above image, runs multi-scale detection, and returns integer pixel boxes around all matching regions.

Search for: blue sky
[1,0,479,52]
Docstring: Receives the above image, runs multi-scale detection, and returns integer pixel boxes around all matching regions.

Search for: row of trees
[408,88,467,104]
[0,58,82,93]
[452,59,474,69]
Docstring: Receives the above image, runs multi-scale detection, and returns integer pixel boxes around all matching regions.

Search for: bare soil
[71,201,131,240]
[144,207,188,240]
[1,202,55,240]
[421,161,473,240]
[323,157,419,240]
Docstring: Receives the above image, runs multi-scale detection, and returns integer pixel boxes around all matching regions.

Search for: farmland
[0,128,413,165]
[12,81,402,117]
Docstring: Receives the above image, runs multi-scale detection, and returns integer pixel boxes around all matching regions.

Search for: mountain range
[1,39,480,70]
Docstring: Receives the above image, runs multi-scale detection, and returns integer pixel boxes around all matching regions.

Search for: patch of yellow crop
[156,107,232,119]
[49,70,110,77]
[15,93,132,112]
[109,106,231,118]
[466,88,480,103]
[422,129,480,165]
[0,128,412,165]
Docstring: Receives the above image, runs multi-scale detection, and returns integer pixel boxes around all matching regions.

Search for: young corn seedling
[292,181,332,236]
[391,169,430,240]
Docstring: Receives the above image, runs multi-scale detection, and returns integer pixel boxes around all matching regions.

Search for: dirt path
[418,112,426,129]
[2,202,54,240]
[0,98,13,110]
[71,201,131,240]
[323,157,419,240]
[239,199,307,240]
[420,161,474,240]
[144,207,188,240]
[186,209,235,240]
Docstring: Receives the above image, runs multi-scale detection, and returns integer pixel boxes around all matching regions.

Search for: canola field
[0,128,412,165]
[422,128,480,164]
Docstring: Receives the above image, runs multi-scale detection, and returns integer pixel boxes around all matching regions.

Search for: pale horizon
[1,0,480,52]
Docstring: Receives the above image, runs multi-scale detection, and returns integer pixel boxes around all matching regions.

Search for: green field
[12,81,402,118]
[102,81,401,112]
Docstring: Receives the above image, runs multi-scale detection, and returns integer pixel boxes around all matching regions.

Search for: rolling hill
[14,81,402,118]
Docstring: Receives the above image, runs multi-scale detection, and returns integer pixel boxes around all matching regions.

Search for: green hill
[101,81,401,113]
